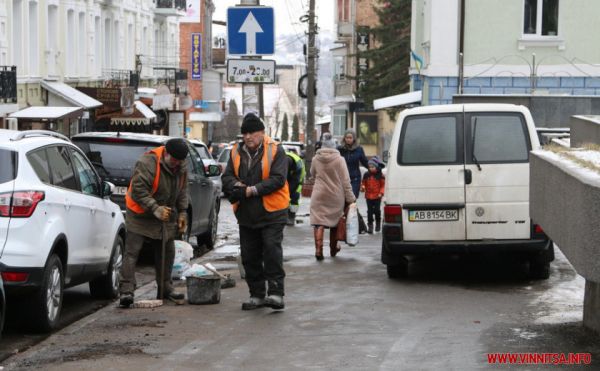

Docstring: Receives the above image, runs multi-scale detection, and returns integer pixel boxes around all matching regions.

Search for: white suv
[0,130,126,331]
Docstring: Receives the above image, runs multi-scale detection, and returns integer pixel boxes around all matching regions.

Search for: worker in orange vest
[119,138,189,308]
[222,113,290,311]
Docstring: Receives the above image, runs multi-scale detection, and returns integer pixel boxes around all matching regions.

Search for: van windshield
[468,114,530,163]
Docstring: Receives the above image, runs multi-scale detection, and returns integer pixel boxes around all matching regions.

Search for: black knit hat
[241,113,265,134]
[165,138,189,160]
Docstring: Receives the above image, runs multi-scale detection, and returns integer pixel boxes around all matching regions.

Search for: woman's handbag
[336,211,347,242]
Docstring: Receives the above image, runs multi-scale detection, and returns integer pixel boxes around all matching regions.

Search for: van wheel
[529,256,550,280]
[30,254,63,332]
[90,236,124,299]
[198,203,218,250]
[387,258,409,279]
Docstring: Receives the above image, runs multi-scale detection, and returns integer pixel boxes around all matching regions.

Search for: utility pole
[305,0,317,172]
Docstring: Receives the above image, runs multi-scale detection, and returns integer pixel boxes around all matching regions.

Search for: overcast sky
[213,0,335,38]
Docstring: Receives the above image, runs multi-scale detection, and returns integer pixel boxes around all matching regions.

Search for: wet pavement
[1,197,597,370]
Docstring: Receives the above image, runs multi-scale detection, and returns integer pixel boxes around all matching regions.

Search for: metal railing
[0,66,17,104]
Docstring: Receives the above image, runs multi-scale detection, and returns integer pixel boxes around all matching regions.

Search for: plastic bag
[172,240,194,279]
[346,203,358,246]
[182,263,211,278]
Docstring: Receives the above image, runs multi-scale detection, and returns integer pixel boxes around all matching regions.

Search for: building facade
[1,0,182,131]
[411,0,600,106]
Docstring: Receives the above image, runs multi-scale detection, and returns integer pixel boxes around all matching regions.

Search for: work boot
[329,227,341,257]
[264,295,285,310]
[119,293,133,308]
[158,289,185,304]
[367,222,374,234]
[375,217,381,232]
[242,296,265,310]
[314,226,325,261]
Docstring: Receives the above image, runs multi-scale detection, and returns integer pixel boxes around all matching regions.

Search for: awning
[41,81,103,109]
[189,112,223,122]
[373,91,422,110]
[9,106,84,120]
[134,101,157,120]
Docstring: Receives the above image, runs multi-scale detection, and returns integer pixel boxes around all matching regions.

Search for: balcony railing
[0,66,17,104]
[155,0,186,16]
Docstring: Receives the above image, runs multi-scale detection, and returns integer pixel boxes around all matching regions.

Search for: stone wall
[570,115,600,147]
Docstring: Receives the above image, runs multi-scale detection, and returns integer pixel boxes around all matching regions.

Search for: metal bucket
[186,275,221,304]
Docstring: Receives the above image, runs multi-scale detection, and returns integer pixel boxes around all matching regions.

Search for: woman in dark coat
[338,129,369,198]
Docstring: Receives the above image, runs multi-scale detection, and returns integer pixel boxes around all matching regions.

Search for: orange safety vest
[125,146,185,214]
[231,136,290,212]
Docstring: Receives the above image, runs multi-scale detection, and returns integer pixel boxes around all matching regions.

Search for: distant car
[282,141,306,158]
[189,139,222,195]
[210,142,230,160]
[0,129,126,331]
[72,132,221,249]
[217,146,231,174]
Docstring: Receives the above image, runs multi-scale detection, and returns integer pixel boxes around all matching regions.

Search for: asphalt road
[1,198,597,370]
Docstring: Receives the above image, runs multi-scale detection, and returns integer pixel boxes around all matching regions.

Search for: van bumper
[382,226,552,263]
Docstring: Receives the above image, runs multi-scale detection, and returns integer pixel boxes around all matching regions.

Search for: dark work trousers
[119,230,175,296]
[239,223,286,298]
[366,198,382,225]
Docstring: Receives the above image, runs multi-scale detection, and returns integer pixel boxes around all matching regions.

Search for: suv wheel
[198,203,218,250]
[31,254,63,332]
[90,236,124,299]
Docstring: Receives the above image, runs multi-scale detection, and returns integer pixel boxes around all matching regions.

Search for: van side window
[399,115,460,165]
[468,114,530,163]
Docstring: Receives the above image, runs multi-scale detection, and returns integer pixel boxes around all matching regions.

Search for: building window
[67,10,75,75]
[104,18,111,70]
[12,0,23,70]
[332,109,347,137]
[95,16,101,76]
[29,1,38,76]
[523,0,559,36]
[337,0,350,22]
[334,56,345,80]
[78,12,86,76]
[47,5,58,77]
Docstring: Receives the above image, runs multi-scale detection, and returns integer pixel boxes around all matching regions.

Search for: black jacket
[222,140,288,227]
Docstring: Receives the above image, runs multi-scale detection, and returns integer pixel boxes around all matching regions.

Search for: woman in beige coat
[310,133,356,260]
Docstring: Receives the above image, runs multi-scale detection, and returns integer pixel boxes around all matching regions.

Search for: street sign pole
[237,0,264,121]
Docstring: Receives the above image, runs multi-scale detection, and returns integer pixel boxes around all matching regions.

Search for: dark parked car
[72,132,221,249]
[0,275,5,338]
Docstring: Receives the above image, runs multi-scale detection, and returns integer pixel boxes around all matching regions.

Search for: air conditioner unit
[6,117,18,130]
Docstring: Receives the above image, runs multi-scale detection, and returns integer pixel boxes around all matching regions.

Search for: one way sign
[227,7,275,56]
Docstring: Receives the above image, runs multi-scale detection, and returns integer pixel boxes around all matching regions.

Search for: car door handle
[64,199,71,210]
[464,169,472,185]
[90,206,97,214]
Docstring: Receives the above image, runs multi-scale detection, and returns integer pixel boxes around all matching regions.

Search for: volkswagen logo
[475,207,485,217]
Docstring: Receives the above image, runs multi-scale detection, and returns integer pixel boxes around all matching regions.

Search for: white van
[382,104,553,279]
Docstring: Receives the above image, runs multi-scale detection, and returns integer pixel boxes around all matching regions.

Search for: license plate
[113,186,127,196]
[408,209,458,222]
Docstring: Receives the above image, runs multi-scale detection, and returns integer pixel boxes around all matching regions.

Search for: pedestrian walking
[310,133,356,260]
[221,113,290,311]
[361,159,385,234]
[119,138,189,308]
[285,150,305,226]
[338,129,369,233]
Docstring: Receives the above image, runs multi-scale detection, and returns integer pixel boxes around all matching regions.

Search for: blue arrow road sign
[227,7,274,56]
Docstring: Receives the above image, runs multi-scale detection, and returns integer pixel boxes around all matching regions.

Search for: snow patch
[530,273,585,325]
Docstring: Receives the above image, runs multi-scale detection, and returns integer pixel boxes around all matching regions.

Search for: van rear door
[396,113,467,241]
[464,111,532,240]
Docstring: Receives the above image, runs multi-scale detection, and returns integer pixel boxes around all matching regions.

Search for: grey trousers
[239,223,286,298]
[119,230,175,296]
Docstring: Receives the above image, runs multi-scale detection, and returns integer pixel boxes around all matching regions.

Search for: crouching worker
[222,113,289,310]
[119,138,190,308]
[286,150,305,226]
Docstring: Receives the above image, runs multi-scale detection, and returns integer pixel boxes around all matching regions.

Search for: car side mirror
[207,164,221,177]
[102,181,115,198]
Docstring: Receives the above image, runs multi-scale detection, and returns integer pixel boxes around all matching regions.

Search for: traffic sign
[227,7,274,56]
[227,59,276,84]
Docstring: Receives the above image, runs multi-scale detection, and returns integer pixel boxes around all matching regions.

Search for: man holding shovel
[119,138,190,308]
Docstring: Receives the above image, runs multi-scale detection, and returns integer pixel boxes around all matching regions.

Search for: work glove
[153,206,172,222]
[178,213,188,233]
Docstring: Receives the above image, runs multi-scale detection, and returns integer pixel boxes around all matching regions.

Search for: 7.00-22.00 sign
[226,59,276,84]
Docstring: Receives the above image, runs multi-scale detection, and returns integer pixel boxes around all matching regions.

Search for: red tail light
[534,224,544,234]
[2,271,29,283]
[0,191,45,217]
[384,205,402,223]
